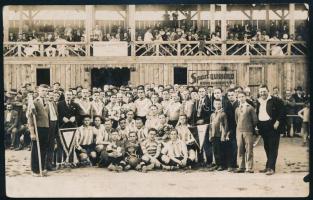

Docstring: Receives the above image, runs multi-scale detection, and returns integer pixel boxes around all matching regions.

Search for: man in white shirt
[161,129,189,170]
[46,91,59,171]
[134,88,152,124]
[256,84,285,175]
[75,115,97,166]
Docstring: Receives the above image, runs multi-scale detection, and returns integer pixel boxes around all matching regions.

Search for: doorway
[91,67,130,87]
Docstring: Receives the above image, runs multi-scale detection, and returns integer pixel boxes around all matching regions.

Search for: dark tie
[43,99,46,107]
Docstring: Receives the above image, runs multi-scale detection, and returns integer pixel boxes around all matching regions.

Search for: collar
[258,94,272,102]
[215,108,223,113]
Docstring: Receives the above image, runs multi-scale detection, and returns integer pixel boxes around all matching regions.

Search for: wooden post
[127,5,136,56]
[210,4,215,34]
[265,4,270,34]
[18,5,23,34]
[221,4,227,55]
[85,5,95,56]
[197,4,201,31]
[3,6,9,42]
[289,4,295,37]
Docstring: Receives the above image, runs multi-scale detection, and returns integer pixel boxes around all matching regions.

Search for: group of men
[4,82,309,176]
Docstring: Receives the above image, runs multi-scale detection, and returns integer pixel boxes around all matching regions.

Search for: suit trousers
[221,138,237,169]
[236,131,254,170]
[31,127,49,173]
[46,121,57,168]
[258,120,280,171]
[211,137,221,166]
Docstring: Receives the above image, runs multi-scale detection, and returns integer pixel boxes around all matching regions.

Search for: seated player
[75,115,97,166]
[156,114,173,144]
[106,130,126,172]
[124,131,144,171]
[116,118,130,142]
[134,117,148,142]
[161,129,189,170]
[140,128,162,172]
[175,114,197,167]
[93,115,110,166]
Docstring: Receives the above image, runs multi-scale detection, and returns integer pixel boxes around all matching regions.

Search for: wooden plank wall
[3,62,308,94]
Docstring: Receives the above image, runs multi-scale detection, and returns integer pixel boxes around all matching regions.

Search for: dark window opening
[36,68,50,86]
[91,67,130,88]
[174,67,187,85]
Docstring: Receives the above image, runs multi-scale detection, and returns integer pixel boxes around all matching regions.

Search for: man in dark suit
[57,90,79,167]
[4,103,19,149]
[211,87,235,170]
[225,88,240,171]
[292,86,305,135]
[28,84,50,176]
[190,87,213,167]
[256,84,285,175]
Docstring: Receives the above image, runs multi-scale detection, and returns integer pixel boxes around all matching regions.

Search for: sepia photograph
[2,3,310,198]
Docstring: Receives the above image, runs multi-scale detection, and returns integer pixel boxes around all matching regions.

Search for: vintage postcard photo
[3,3,310,197]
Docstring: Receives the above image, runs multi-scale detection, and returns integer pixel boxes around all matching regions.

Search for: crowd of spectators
[5,16,308,57]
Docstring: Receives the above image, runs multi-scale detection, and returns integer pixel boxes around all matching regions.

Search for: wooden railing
[3,41,307,57]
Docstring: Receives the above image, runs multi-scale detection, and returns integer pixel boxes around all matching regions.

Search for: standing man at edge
[256,84,285,175]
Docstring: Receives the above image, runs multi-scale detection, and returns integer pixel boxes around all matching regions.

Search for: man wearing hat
[28,84,50,176]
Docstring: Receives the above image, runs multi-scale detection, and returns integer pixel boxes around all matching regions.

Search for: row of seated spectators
[5,22,307,57]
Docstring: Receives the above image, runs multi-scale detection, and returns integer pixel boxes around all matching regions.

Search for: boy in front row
[209,99,228,171]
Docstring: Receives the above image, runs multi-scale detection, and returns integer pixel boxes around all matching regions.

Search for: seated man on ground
[140,128,163,172]
[93,115,110,167]
[75,115,97,167]
[161,129,189,170]
[106,129,126,172]
[124,131,144,171]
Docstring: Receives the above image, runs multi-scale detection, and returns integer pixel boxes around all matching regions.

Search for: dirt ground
[5,137,310,197]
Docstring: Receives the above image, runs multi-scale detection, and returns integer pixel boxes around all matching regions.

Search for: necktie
[43,99,46,107]
[197,99,203,117]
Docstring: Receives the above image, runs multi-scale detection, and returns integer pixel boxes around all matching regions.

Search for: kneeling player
[140,128,162,172]
[161,129,189,170]
[75,115,97,166]
[106,130,125,172]
[124,131,144,171]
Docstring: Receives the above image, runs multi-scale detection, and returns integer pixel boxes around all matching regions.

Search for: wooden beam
[289,4,295,36]
[210,4,215,34]
[221,5,227,40]
[18,6,23,34]
[265,4,270,33]
[85,5,95,56]
[116,10,125,19]
[3,6,9,42]
[4,56,307,66]
[272,9,282,19]
[197,5,201,31]
[127,5,136,42]
[31,10,40,18]
[241,10,252,20]
[191,11,198,19]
